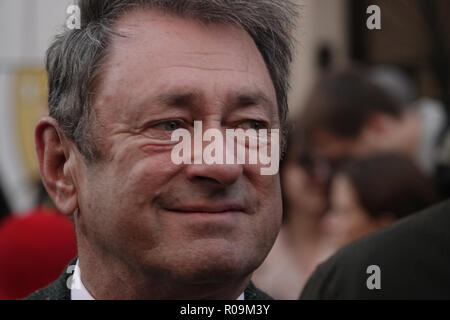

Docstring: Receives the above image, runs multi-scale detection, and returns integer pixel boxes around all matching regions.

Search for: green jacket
[24,258,272,300]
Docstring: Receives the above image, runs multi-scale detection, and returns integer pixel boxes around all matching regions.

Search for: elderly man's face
[73,10,282,283]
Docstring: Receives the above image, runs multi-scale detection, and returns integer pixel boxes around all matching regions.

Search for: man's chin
[144,243,258,284]
[179,263,251,286]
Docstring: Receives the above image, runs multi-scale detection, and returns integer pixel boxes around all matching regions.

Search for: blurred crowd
[252,65,449,299]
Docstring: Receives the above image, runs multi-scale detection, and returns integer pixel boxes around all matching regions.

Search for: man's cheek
[121,155,178,195]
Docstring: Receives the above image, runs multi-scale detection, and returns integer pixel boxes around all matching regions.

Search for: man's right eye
[141,120,187,142]
[152,120,182,131]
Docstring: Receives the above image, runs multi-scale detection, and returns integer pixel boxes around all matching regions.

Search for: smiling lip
[166,204,245,214]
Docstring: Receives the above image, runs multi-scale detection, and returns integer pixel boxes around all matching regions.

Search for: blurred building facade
[0,0,73,215]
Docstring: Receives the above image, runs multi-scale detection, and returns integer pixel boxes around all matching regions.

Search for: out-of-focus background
[0,0,449,299]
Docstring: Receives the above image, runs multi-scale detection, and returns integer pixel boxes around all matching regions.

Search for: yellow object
[13,68,48,181]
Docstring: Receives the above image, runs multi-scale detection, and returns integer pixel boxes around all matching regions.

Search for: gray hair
[47,0,297,161]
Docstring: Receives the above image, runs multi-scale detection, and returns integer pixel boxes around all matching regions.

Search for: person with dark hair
[322,153,438,250]
[301,200,450,299]
[251,126,330,299]
[25,0,297,300]
[300,69,415,164]
[0,207,77,300]
[300,154,450,299]
[298,67,448,198]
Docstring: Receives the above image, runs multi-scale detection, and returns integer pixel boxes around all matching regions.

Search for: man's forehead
[93,8,277,118]
[108,50,251,73]
[109,8,258,58]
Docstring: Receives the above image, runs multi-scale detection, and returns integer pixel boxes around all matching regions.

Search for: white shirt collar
[70,259,245,300]
[70,259,94,300]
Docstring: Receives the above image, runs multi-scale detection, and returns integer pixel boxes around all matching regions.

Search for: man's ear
[35,116,78,216]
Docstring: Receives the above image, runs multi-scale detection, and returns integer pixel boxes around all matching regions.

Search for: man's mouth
[165,203,246,214]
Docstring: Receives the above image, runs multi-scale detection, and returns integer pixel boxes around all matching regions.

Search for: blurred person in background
[369,66,447,178]
[322,152,439,251]
[300,154,449,299]
[252,128,332,299]
[299,67,448,199]
[255,66,444,298]
[0,206,77,300]
[255,147,438,299]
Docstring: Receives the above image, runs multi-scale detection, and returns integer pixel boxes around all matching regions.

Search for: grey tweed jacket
[24,258,273,300]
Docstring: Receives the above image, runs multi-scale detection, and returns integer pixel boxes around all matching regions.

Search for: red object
[0,207,77,300]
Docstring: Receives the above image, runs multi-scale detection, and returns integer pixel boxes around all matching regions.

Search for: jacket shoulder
[23,258,76,300]
[245,281,273,300]
[301,199,450,299]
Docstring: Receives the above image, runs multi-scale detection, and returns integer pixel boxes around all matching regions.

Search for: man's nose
[185,163,243,187]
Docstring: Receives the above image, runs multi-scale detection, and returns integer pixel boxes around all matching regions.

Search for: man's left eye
[153,120,182,131]
[141,120,186,141]
[239,120,268,130]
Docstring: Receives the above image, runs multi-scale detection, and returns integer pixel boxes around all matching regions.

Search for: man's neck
[76,239,250,299]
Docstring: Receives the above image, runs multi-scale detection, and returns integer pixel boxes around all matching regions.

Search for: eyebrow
[152,90,202,108]
[229,90,277,115]
[135,88,277,116]
[130,90,201,122]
